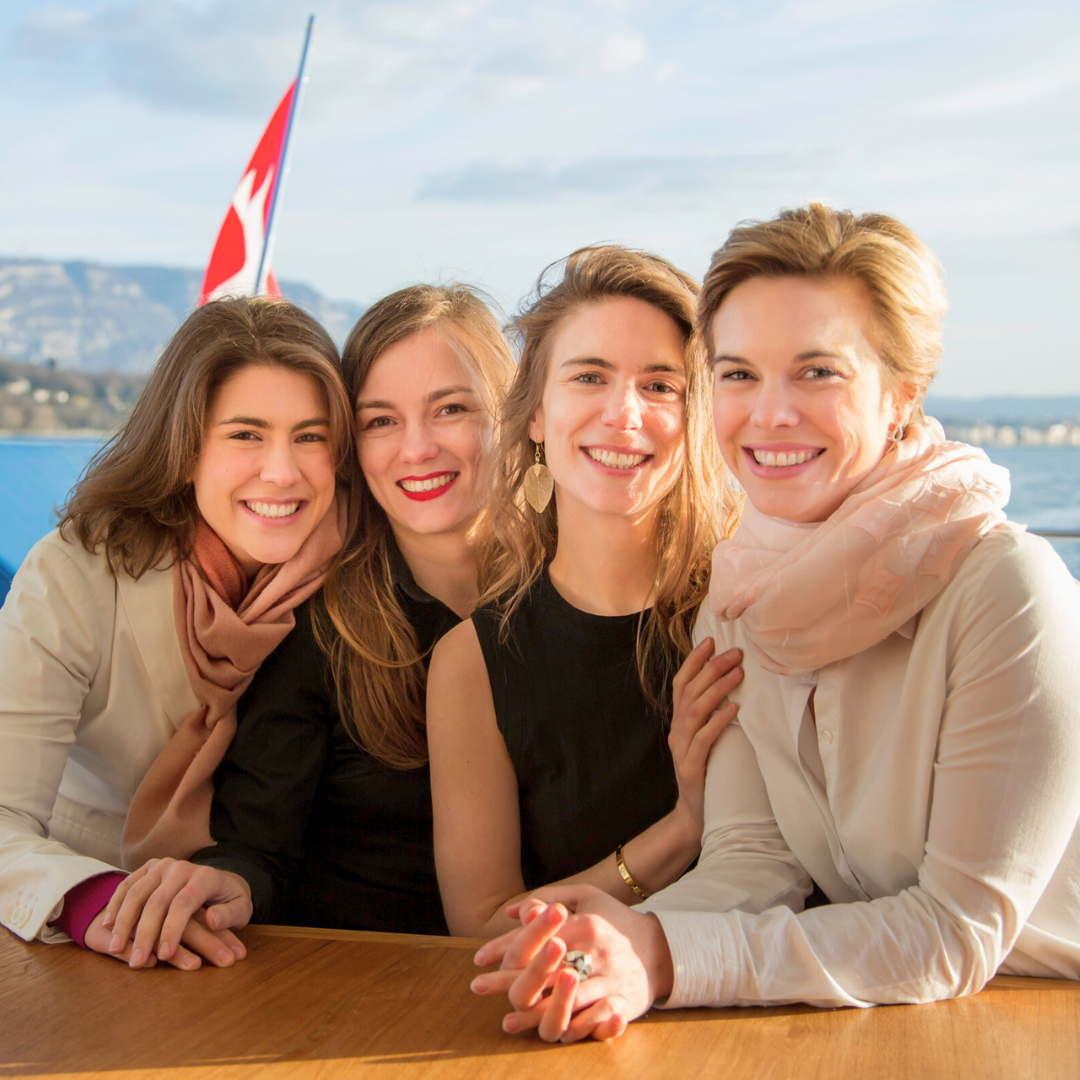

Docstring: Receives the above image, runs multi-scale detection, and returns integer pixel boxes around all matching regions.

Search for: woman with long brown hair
[0,297,350,970]
[102,284,516,954]
[427,246,745,938]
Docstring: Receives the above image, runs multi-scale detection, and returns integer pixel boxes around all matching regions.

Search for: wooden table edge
[245,924,488,950]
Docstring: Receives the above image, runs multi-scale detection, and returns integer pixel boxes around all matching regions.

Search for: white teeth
[246,501,300,518]
[400,473,456,493]
[587,448,647,469]
[751,449,820,467]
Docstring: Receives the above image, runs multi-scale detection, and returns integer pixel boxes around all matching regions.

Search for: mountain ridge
[0,256,365,373]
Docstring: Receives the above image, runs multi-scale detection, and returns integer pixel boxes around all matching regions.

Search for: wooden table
[2,924,1078,1079]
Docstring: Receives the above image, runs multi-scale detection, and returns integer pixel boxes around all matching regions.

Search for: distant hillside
[926,395,1080,426]
[1,354,143,434]
[0,257,366,373]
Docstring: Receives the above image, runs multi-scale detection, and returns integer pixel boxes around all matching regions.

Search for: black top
[472,571,678,891]
[192,551,459,935]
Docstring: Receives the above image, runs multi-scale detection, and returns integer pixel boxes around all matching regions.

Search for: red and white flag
[199,19,312,305]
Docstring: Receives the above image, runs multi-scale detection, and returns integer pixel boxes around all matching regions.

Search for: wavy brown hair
[58,297,350,577]
[479,245,741,713]
[698,203,947,414]
[317,284,515,769]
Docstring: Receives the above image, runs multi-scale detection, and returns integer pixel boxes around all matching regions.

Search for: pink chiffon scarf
[121,497,345,868]
[709,420,1010,677]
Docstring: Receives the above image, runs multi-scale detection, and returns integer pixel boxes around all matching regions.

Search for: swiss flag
[199,81,296,304]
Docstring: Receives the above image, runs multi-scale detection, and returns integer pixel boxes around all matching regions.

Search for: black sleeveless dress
[472,571,678,891]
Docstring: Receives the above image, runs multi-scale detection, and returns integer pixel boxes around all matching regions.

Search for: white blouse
[640,525,1080,1007]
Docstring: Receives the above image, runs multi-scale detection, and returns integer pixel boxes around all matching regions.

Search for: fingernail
[470,976,487,994]
[723,648,740,659]
[181,955,199,970]
[503,1016,520,1034]
[108,934,122,954]
[474,948,489,966]
[101,912,114,928]
[129,948,144,968]
[231,944,246,959]
[158,942,172,961]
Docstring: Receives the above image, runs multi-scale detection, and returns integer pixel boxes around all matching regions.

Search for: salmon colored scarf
[121,498,344,868]
[709,420,1010,677]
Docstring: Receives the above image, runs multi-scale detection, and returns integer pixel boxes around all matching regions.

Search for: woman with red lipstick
[472,206,1080,1041]
[0,297,349,971]
[102,285,516,951]
[427,246,744,938]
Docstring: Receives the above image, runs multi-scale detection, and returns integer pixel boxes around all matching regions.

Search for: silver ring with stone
[565,950,594,981]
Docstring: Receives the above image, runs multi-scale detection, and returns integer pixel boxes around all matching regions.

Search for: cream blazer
[0,530,198,943]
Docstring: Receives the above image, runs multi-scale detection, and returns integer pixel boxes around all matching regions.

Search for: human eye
[361,414,394,431]
[296,430,329,443]
[438,401,471,417]
[226,428,261,441]
[716,367,753,383]
[571,370,604,385]
[804,365,840,381]
[644,377,681,395]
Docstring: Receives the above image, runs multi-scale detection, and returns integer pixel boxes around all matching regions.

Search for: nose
[398,420,440,465]
[601,382,643,432]
[749,379,800,430]
[258,437,303,487]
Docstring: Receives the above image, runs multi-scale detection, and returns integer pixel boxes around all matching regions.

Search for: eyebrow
[217,416,330,431]
[355,385,478,410]
[559,357,684,375]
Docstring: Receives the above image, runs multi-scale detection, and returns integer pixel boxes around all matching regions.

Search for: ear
[890,381,919,429]
[527,406,545,446]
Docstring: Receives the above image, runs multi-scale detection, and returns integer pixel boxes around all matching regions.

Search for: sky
[2,0,1078,397]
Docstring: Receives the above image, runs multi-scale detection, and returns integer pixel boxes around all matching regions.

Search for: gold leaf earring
[523,442,554,513]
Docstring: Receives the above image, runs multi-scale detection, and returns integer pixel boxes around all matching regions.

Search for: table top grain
[3,924,1078,1080]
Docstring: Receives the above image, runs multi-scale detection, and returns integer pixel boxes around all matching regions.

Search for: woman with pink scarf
[471,204,1080,1039]
[0,298,349,971]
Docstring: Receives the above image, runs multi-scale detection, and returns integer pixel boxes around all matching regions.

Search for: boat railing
[1030,530,1080,541]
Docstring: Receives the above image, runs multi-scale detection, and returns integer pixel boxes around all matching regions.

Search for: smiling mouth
[749,449,823,468]
[586,448,649,469]
[399,473,458,494]
[244,500,302,519]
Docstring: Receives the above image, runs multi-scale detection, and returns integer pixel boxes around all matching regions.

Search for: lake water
[1,438,1079,601]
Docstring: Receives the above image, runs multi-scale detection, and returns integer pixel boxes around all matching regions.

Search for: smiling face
[710,275,911,524]
[356,328,491,545]
[191,364,337,575]
[528,295,688,527]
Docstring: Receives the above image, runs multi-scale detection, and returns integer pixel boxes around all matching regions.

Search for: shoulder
[5,529,118,615]
[942,523,1076,612]
[431,618,484,677]
[692,600,740,652]
[922,523,1080,647]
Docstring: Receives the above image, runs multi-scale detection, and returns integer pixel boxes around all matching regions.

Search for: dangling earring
[888,420,904,444]
[522,442,554,513]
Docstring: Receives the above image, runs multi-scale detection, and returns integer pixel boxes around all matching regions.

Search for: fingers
[566,998,629,1042]
[176,912,244,968]
[101,862,152,930]
[671,637,715,714]
[669,651,743,758]
[508,936,567,1012]
[537,968,580,1042]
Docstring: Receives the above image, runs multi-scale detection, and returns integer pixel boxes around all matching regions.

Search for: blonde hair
[699,203,947,410]
[318,284,515,769]
[59,297,350,577]
[480,245,739,711]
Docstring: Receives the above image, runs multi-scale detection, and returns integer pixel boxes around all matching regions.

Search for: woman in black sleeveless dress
[428,246,744,937]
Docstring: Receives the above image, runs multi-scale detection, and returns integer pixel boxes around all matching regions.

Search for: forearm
[472,808,702,939]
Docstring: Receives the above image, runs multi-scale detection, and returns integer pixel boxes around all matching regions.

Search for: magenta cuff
[50,872,127,948]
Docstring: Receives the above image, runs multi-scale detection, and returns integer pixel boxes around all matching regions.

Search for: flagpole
[255,14,314,296]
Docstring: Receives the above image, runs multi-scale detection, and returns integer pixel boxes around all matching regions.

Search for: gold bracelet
[615,844,650,900]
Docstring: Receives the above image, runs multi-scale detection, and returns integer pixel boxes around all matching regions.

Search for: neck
[391,525,479,620]
[547,497,660,616]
